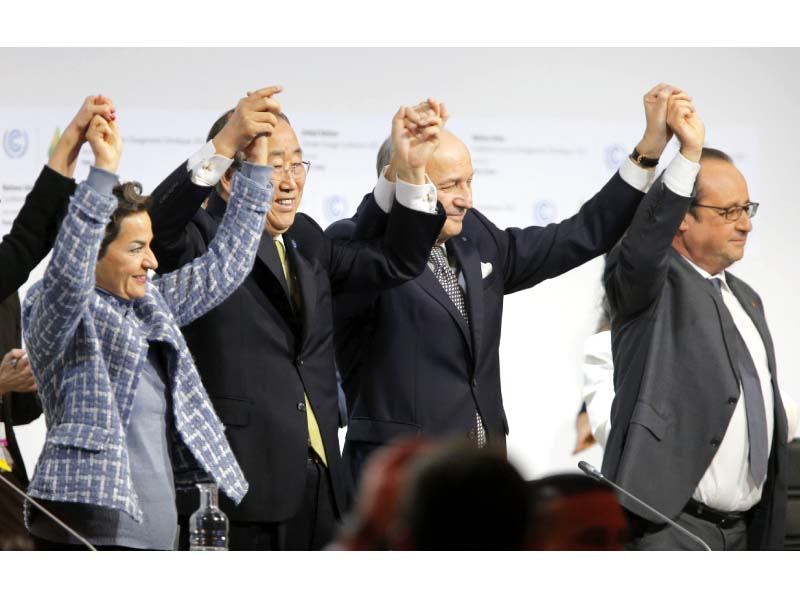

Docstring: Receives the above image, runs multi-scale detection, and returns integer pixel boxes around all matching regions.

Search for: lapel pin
[291,239,298,249]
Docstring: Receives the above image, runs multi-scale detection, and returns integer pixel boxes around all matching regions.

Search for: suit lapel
[726,275,775,371]
[414,250,473,357]
[285,234,317,345]
[671,255,741,384]
[726,275,787,434]
[210,192,295,325]
[449,236,482,366]
[256,234,291,301]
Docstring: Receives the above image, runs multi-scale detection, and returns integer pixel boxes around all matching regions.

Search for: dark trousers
[179,457,339,550]
[341,440,382,510]
[0,470,36,550]
[626,509,748,551]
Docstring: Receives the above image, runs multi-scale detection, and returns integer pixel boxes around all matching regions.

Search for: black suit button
[296,357,304,366]
[472,378,478,389]
[711,437,721,447]
[297,402,306,412]
[728,397,738,405]
[467,430,476,440]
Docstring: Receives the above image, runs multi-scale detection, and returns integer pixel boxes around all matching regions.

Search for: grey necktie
[709,277,769,486]
[429,245,486,448]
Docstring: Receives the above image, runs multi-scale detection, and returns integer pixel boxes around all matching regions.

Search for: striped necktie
[429,245,486,448]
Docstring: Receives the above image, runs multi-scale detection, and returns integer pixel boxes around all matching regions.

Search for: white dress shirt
[583,329,614,447]
[685,260,798,511]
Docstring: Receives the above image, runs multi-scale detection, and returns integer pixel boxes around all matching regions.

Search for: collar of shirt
[680,255,730,292]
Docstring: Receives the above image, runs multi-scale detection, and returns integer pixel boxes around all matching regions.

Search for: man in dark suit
[602,96,797,550]
[327,85,681,495]
[148,89,446,549]
[0,95,116,547]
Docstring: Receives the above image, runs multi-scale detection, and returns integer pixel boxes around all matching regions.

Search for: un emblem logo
[604,144,627,170]
[533,199,556,225]
[323,195,347,222]
[3,129,29,159]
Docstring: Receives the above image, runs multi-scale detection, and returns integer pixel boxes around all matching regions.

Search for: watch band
[630,148,659,168]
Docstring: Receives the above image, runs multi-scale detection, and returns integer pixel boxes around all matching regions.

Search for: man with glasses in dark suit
[148,88,446,549]
[603,94,798,550]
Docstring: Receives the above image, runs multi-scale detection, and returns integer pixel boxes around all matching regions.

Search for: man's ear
[678,212,693,233]
[218,166,235,201]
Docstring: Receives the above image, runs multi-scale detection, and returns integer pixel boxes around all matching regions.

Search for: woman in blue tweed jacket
[21,101,278,549]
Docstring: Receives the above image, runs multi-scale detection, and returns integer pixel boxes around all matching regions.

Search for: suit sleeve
[148,161,214,273]
[325,200,445,294]
[352,192,390,241]
[603,176,694,320]
[475,172,644,295]
[0,166,74,303]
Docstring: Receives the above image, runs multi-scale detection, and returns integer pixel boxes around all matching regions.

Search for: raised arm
[345,99,448,242]
[149,86,282,273]
[326,101,446,293]
[156,134,274,327]
[23,114,122,361]
[497,84,687,294]
[0,96,115,301]
[604,93,705,319]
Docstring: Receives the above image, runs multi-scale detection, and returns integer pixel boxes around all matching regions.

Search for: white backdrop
[1,48,798,481]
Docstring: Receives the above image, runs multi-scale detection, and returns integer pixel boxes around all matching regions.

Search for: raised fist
[86,114,122,173]
[213,85,283,159]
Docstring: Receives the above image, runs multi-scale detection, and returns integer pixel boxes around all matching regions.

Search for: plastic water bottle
[188,482,229,550]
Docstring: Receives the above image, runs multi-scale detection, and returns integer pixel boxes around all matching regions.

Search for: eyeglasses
[270,161,311,182]
[691,201,759,222]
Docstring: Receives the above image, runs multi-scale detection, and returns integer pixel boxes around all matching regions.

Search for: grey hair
[376,136,394,177]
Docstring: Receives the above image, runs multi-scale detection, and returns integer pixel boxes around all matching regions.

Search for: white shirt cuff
[663,152,701,198]
[396,175,437,214]
[186,140,234,187]
[373,165,396,214]
[619,158,657,193]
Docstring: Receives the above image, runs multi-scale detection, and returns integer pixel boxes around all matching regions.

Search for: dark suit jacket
[0,166,74,303]
[0,165,70,540]
[1,292,41,484]
[148,164,444,523]
[602,178,788,550]
[327,172,644,491]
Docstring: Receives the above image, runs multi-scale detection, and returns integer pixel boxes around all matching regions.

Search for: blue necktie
[709,277,768,486]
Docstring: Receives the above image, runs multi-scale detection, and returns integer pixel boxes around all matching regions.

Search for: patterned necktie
[429,245,486,448]
[276,239,328,466]
[709,277,768,486]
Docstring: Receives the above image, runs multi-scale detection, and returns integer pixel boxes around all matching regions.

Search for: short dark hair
[689,147,735,218]
[98,182,151,259]
[206,109,292,175]
[399,442,530,550]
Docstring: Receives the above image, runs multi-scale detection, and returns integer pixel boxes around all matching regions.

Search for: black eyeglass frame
[691,201,759,222]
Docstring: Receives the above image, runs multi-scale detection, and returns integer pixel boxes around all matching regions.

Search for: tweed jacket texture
[22,171,270,521]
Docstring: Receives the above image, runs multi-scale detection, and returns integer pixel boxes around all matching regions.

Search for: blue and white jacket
[22,166,272,521]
